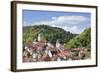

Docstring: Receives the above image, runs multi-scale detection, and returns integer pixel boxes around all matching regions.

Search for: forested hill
[65,28,91,49]
[23,25,76,45]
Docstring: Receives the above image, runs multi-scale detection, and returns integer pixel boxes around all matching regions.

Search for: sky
[22,10,91,34]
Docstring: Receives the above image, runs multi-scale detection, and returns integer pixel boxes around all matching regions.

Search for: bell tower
[38,34,41,42]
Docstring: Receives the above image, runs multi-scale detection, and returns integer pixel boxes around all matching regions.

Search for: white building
[56,40,61,48]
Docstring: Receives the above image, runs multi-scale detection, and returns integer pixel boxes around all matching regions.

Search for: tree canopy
[23,25,76,46]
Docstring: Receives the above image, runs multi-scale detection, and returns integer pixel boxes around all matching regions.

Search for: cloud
[24,15,90,33]
[23,21,32,26]
[51,15,89,25]
[32,15,89,26]
[61,26,81,34]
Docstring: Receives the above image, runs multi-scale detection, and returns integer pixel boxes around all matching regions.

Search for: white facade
[56,40,61,48]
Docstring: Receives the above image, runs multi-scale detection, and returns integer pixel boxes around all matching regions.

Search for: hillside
[64,28,91,49]
[23,25,76,46]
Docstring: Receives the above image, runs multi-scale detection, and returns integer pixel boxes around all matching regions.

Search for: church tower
[38,34,41,42]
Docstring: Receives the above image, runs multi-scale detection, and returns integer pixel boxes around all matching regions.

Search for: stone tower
[38,34,41,42]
